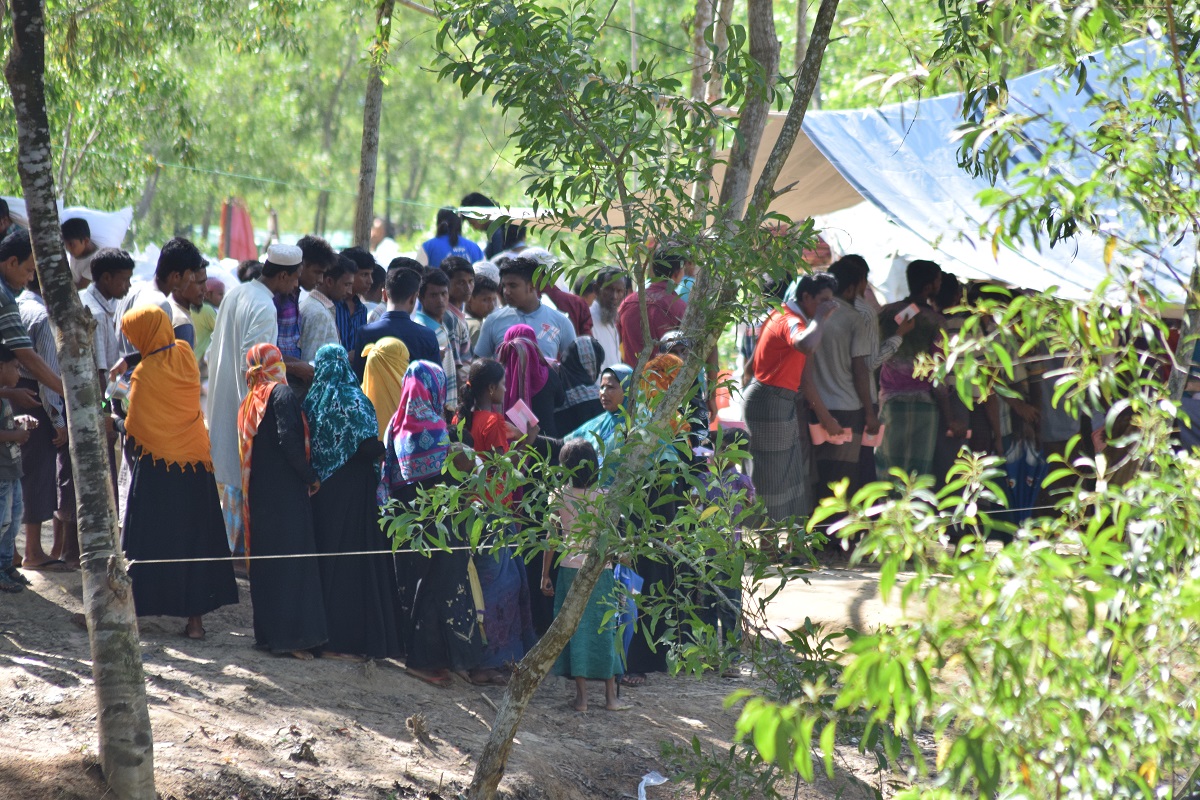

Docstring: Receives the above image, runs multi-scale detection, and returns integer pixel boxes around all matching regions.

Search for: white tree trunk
[3,2,155,798]
[353,0,396,249]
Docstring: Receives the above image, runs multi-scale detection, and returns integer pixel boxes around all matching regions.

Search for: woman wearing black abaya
[382,361,484,687]
[238,343,327,659]
[303,343,400,660]
[119,305,237,640]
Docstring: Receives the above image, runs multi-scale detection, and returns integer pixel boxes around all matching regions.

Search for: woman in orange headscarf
[118,305,237,640]
[237,342,327,659]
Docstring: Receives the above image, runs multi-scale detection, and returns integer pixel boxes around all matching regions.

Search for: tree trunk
[466,532,613,799]
[689,0,714,101]
[794,0,821,109]
[199,192,215,243]
[132,164,160,223]
[352,0,396,250]
[3,3,155,799]
[706,0,732,103]
[714,0,780,220]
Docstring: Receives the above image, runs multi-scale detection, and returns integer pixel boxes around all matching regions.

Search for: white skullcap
[519,246,557,268]
[263,243,302,268]
[473,259,500,285]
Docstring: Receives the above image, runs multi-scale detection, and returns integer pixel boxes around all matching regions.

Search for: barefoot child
[541,439,629,712]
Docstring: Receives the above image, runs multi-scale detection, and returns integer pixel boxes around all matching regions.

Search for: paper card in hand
[505,398,539,434]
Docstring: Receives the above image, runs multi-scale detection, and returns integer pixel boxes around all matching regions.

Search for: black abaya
[122,450,238,618]
[247,384,328,654]
[311,438,400,659]
[625,479,681,675]
[391,476,483,672]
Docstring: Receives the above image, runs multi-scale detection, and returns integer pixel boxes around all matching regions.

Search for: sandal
[619,673,647,687]
[4,567,31,586]
[0,575,24,593]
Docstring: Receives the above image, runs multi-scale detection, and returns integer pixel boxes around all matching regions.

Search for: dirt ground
[0,540,913,800]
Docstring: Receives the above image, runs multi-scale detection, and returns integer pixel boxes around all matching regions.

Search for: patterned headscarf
[496,324,549,412]
[361,337,410,439]
[303,344,380,482]
[385,360,450,485]
[238,343,307,557]
[122,305,213,470]
[557,336,605,411]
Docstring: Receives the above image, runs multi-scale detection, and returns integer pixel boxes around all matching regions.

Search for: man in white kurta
[207,244,301,545]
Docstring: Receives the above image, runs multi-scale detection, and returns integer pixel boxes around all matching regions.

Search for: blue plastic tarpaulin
[797,38,1191,299]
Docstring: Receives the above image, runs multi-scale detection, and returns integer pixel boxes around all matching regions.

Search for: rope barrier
[116,502,1069,568]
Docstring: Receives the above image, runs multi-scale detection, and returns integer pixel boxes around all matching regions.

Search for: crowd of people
[0,196,758,704]
[0,190,1101,701]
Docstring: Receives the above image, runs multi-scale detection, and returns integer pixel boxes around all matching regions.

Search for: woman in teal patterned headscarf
[304,344,380,482]
[302,343,401,660]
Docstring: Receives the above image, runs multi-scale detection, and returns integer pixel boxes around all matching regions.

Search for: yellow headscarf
[122,305,213,470]
[361,337,410,439]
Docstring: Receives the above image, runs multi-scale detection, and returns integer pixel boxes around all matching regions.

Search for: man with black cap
[206,243,302,545]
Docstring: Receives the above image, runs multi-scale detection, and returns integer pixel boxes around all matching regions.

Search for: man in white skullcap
[206,243,303,549]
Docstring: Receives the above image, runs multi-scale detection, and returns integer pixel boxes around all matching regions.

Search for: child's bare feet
[570,695,588,712]
[571,677,588,712]
[604,678,630,711]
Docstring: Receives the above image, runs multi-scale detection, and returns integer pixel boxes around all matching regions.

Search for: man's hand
[108,358,128,385]
[896,315,917,337]
[864,412,882,436]
[308,479,321,496]
[0,386,40,410]
[820,415,844,438]
[946,419,969,440]
[1009,398,1040,424]
[540,574,555,597]
[52,426,68,448]
[816,298,839,320]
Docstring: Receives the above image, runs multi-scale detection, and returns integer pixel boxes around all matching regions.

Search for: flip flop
[183,626,206,641]
[619,673,647,687]
[23,559,72,573]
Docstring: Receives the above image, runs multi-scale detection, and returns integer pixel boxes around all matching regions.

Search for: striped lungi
[744,379,811,523]
[877,396,939,480]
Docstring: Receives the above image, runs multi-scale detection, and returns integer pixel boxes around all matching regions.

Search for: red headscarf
[237,343,308,558]
[496,324,549,412]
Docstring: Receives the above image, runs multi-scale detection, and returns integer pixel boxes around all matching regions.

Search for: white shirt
[206,280,279,487]
[590,300,621,372]
[298,289,339,362]
[80,283,120,372]
[67,250,96,285]
[115,281,171,360]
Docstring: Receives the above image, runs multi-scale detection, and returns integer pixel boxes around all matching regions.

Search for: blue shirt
[354,309,440,375]
[472,302,576,361]
[420,235,484,269]
[335,296,368,351]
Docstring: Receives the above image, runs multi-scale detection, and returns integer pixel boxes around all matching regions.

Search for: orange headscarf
[237,343,306,558]
[122,305,213,470]
[640,353,687,435]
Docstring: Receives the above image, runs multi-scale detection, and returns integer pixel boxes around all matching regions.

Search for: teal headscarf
[303,343,380,482]
[565,364,634,475]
